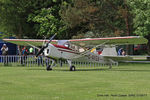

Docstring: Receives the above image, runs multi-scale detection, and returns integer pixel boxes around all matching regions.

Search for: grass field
[0,63,150,100]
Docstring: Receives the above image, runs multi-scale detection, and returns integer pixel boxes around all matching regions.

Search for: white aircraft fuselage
[44,44,108,64]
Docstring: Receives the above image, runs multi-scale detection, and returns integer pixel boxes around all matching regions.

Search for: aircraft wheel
[70,66,76,71]
[46,65,52,71]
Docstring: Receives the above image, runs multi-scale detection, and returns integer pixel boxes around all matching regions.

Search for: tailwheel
[70,65,76,71]
[46,65,52,71]
[109,64,112,69]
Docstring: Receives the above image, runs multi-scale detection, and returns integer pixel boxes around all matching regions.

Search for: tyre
[46,65,52,71]
[70,66,76,71]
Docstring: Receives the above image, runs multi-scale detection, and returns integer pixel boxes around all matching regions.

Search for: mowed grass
[0,63,150,100]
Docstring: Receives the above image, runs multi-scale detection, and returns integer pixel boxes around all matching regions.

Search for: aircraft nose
[36,33,57,57]
[46,48,50,54]
[44,46,51,56]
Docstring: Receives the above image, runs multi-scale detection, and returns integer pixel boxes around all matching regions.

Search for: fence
[0,55,51,67]
[0,55,118,67]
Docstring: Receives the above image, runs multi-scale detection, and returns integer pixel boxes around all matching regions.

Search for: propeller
[35,33,57,57]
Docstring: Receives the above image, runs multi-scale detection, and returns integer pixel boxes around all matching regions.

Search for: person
[29,47,34,55]
[1,44,8,65]
[36,49,44,66]
[118,48,123,56]
[21,46,28,65]
[122,50,126,56]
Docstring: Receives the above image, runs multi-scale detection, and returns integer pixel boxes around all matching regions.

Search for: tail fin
[101,47,117,56]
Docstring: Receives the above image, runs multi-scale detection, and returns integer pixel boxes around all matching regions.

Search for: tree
[0,0,33,38]
[0,0,67,39]
[28,4,67,39]
[127,0,150,57]
[60,0,133,39]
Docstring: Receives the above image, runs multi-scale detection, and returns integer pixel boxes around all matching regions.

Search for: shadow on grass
[26,68,46,71]
[24,66,150,72]
[60,68,106,72]
[56,67,150,72]
[57,67,124,72]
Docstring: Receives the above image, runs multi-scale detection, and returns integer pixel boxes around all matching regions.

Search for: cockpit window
[57,40,85,53]
[69,44,85,52]
[64,43,70,48]
[79,48,85,52]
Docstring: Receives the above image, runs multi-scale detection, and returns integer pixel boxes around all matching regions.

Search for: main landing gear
[46,60,55,71]
[67,60,76,71]
[70,65,76,71]
[46,59,76,71]
[46,65,52,71]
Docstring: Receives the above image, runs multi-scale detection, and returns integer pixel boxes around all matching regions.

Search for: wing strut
[72,40,110,59]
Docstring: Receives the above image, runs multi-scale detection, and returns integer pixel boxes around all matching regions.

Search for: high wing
[68,36,148,47]
[3,36,148,47]
[2,39,57,46]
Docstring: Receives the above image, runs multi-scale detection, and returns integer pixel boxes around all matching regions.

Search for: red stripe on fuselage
[52,44,79,54]
[52,44,72,50]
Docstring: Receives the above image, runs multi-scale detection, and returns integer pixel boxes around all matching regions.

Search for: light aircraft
[3,34,148,71]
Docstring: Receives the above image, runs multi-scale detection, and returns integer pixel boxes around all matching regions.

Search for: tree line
[0,0,150,55]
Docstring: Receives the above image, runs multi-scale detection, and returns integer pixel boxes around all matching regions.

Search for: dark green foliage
[0,0,69,39]
[127,0,150,55]
[60,0,134,38]
[0,0,149,46]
